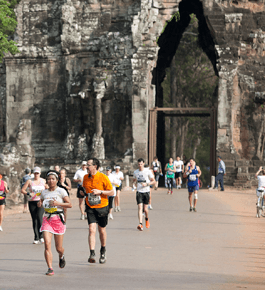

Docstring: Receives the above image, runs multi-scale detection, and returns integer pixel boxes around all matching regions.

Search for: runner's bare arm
[255,166,263,178]
[91,188,114,196]
[196,166,202,178]
[4,181,9,193]
[51,196,72,208]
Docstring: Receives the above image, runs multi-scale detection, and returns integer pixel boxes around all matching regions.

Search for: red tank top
[0,180,5,199]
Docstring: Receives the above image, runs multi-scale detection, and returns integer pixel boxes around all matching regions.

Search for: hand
[49,199,59,207]
[141,183,147,187]
[260,166,263,171]
[91,189,101,195]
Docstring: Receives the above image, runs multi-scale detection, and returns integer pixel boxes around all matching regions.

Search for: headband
[47,172,58,178]
[115,166,120,169]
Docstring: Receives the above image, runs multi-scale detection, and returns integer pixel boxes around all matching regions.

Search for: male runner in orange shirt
[81,158,114,264]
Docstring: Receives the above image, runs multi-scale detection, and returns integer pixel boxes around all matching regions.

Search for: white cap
[33,167,41,174]
[82,161,87,166]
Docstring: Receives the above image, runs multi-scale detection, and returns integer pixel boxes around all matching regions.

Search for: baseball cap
[82,161,87,166]
[33,167,41,174]
[106,166,111,171]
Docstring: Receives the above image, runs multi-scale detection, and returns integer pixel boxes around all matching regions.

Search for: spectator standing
[112,165,124,212]
[214,156,226,191]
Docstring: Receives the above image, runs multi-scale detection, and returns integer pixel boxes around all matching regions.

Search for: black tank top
[58,178,69,196]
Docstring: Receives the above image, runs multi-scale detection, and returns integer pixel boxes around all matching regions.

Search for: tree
[0,0,20,62]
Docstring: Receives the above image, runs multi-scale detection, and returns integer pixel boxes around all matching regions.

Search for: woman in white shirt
[112,165,124,212]
[38,170,72,276]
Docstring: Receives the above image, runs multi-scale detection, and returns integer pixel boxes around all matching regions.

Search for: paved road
[0,188,264,289]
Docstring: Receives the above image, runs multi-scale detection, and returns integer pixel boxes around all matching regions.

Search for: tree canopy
[0,0,20,62]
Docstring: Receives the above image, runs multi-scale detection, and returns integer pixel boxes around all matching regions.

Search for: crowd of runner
[0,155,209,275]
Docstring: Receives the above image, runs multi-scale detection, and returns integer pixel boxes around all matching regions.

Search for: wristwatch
[100,191,103,195]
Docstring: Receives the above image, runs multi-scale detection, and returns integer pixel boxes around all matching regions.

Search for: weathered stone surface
[0,0,265,190]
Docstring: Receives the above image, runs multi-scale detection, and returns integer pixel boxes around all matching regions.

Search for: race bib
[168,171,174,175]
[189,174,197,181]
[88,193,101,206]
[43,199,57,213]
[154,167,158,172]
[0,191,5,199]
[0,190,4,196]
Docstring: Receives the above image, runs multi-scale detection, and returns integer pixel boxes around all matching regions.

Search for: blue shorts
[188,185,199,193]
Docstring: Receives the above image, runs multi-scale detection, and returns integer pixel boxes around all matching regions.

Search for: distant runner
[151,156,162,190]
[0,174,9,231]
[165,158,176,195]
[174,156,184,189]
[183,158,201,212]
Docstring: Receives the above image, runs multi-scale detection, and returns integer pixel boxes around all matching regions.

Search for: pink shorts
[40,215,66,235]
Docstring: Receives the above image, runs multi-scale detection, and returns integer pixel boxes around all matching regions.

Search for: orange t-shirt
[83,171,113,208]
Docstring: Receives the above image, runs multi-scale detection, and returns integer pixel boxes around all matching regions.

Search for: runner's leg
[43,231,53,269]
[79,198,85,216]
[54,234,64,258]
[138,203,143,224]
[188,192,193,207]
[0,204,5,226]
[194,190,198,208]
[88,223,97,250]
[98,225,107,247]
[143,204,149,220]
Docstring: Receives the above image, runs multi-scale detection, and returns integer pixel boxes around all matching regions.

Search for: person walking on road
[38,170,72,276]
[165,158,176,195]
[174,156,184,189]
[0,174,9,231]
[214,156,226,191]
[151,156,162,190]
[133,158,155,231]
[21,168,31,213]
[112,165,124,212]
[21,167,47,244]
[58,168,72,222]
[184,158,201,212]
[73,161,88,220]
[255,166,265,188]
[81,158,114,264]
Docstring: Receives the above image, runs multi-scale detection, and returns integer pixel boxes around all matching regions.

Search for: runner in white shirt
[174,156,184,189]
[73,161,88,220]
[106,167,119,220]
[112,165,124,212]
[133,158,155,231]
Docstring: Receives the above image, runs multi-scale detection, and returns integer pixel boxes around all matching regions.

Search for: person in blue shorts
[183,158,201,212]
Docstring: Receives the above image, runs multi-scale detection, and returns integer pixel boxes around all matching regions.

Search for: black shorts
[116,184,122,191]
[175,172,182,178]
[77,187,85,199]
[136,191,150,205]
[86,205,109,228]
[0,199,6,206]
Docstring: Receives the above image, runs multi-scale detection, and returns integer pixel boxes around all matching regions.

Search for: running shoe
[189,206,193,212]
[59,255,66,268]
[114,207,117,212]
[46,268,54,276]
[117,206,121,212]
[171,190,173,194]
[148,204,153,210]
[167,191,170,195]
[39,238,44,244]
[99,251,107,264]
[88,252,96,263]
[33,240,40,244]
[193,207,197,212]
[0,226,3,231]
[109,213,113,220]
[146,220,150,228]
[137,224,143,231]
[155,187,157,190]
[80,214,85,220]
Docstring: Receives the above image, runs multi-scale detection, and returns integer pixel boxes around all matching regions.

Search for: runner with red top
[133,158,155,231]
[0,174,9,231]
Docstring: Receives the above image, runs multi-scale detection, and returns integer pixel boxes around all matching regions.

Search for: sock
[140,223,143,225]
[145,218,148,221]
[90,249,95,255]
[100,246,106,254]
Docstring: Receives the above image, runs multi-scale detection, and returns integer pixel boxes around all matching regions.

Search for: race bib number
[154,166,158,172]
[168,171,174,175]
[43,199,57,213]
[0,190,4,196]
[88,193,101,206]
[189,174,197,181]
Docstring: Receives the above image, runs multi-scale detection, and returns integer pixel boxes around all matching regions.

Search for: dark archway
[152,0,218,169]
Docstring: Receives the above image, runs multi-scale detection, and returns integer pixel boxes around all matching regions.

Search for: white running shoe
[117,206,121,212]
[39,238,44,244]
[33,240,40,244]
[114,207,117,212]
[148,204,153,210]
[0,226,3,231]
[109,213,113,220]
[81,214,85,220]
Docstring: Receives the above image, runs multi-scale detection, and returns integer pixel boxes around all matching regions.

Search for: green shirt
[166,164,174,178]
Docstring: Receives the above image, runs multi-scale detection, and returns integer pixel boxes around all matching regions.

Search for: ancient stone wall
[1,0,265,190]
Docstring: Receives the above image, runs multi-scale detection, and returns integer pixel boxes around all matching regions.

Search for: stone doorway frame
[149,107,217,176]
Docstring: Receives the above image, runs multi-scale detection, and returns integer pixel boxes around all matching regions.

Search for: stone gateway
[1,0,265,195]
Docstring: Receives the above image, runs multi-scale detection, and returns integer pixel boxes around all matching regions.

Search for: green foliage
[157,12,180,44]
[0,0,20,62]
